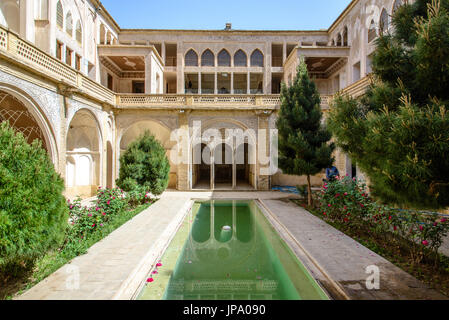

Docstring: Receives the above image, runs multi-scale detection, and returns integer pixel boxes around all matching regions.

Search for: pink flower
[419,225,424,231]
[328,204,331,207]
[441,218,447,223]
[344,192,348,196]
[323,212,327,216]
[393,226,397,231]
[422,240,429,246]
[344,206,347,210]
[96,207,100,211]
[389,216,392,220]
[146,278,154,283]
[88,214,92,217]
[107,200,110,205]
[156,262,162,267]
[100,224,103,227]
[92,224,95,227]
[152,270,158,274]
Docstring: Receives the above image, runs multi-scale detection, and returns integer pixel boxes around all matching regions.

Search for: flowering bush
[317,176,449,265]
[317,176,371,230]
[67,187,128,241]
[96,187,127,216]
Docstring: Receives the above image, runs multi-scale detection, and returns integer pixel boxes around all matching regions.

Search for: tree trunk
[307,175,313,207]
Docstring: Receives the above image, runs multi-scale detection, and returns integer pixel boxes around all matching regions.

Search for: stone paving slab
[17,194,193,300]
[260,199,447,300]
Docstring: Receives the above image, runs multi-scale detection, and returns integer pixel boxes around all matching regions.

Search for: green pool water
[137,200,329,300]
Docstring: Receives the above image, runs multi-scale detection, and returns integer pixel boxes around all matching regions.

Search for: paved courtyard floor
[17,190,447,300]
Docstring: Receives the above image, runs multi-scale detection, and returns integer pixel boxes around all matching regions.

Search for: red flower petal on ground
[156,263,162,267]
[147,278,154,283]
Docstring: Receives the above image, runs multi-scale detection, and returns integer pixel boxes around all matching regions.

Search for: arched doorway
[106,141,113,188]
[0,88,56,164]
[193,121,257,190]
[120,120,176,189]
[193,143,211,189]
[214,142,233,189]
[66,109,102,198]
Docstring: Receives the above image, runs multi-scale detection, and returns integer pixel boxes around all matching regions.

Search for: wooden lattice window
[218,49,231,66]
[76,21,82,44]
[234,50,247,67]
[56,1,63,29]
[380,9,389,34]
[185,49,198,67]
[201,49,214,66]
[250,49,263,67]
[66,12,73,37]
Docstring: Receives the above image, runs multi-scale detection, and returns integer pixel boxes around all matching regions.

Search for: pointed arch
[379,8,389,34]
[56,1,63,29]
[250,49,264,67]
[234,49,247,67]
[185,49,198,67]
[218,49,231,67]
[392,0,403,14]
[368,19,377,43]
[76,20,82,44]
[201,49,215,67]
[66,11,73,36]
[343,26,348,46]
[336,33,342,46]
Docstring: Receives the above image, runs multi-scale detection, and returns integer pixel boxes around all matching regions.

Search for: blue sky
[100,0,353,30]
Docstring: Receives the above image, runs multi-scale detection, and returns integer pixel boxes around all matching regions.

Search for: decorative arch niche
[66,109,102,197]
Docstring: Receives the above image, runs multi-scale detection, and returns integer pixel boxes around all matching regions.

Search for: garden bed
[292,177,449,298]
[0,188,156,300]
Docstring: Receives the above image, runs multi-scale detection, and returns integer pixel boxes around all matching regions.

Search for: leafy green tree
[0,121,67,276]
[277,58,335,205]
[117,131,170,195]
[328,0,449,209]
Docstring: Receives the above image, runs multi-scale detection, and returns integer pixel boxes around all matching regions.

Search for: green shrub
[0,121,67,276]
[116,131,170,195]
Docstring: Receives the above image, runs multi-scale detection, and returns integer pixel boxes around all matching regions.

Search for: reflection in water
[164,201,301,300]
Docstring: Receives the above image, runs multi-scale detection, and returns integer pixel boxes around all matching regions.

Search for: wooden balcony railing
[0,25,333,112]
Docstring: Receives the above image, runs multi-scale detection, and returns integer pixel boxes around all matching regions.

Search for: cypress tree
[277,57,335,205]
[328,0,449,209]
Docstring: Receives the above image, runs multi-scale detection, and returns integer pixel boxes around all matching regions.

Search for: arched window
[343,26,348,46]
[185,49,198,66]
[379,9,389,34]
[250,49,263,67]
[56,1,63,29]
[393,0,402,14]
[234,50,247,67]
[337,33,342,46]
[218,49,231,66]
[76,20,82,44]
[66,11,73,36]
[201,49,214,66]
[368,19,377,43]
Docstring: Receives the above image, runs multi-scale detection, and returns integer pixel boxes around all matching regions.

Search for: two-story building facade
[0,0,405,197]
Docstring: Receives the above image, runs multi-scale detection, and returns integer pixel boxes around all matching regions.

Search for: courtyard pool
[137,200,329,300]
